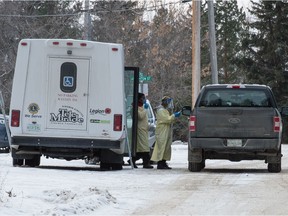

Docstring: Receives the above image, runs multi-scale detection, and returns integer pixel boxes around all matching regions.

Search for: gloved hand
[144,103,149,109]
[174,111,181,118]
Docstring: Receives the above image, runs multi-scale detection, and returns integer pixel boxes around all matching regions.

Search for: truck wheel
[13,159,24,166]
[268,162,281,173]
[188,162,203,172]
[268,146,281,173]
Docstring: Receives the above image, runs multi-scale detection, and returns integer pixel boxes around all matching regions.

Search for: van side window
[60,62,77,93]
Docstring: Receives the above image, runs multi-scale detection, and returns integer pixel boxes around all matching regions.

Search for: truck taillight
[274,116,280,132]
[113,114,122,131]
[11,110,20,127]
[189,116,196,132]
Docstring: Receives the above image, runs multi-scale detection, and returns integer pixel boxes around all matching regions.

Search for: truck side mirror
[182,106,192,116]
[280,107,288,116]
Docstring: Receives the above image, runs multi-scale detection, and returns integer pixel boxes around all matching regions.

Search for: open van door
[124,67,139,157]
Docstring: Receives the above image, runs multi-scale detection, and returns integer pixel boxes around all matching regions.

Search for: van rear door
[46,57,89,131]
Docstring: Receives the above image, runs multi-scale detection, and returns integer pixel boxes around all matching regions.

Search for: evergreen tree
[243,0,288,105]
[215,0,247,83]
[200,1,247,85]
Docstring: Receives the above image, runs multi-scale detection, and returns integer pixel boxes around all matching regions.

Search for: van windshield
[199,89,272,107]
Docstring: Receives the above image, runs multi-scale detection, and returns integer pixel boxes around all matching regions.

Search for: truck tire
[268,146,282,173]
[268,162,281,173]
[13,159,24,166]
[188,162,203,172]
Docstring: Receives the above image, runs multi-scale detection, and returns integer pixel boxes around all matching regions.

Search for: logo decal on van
[50,106,84,124]
[28,103,40,114]
[89,108,111,115]
[90,119,110,124]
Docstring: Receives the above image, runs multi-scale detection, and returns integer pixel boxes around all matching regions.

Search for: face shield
[167,98,174,109]
[163,98,174,110]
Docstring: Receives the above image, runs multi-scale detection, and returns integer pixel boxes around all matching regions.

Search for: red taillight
[189,116,196,132]
[67,42,73,46]
[21,42,27,46]
[112,48,118,51]
[274,116,281,132]
[232,85,240,89]
[80,43,87,47]
[113,114,122,131]
[11,110,20,127]
[53,41,59,45]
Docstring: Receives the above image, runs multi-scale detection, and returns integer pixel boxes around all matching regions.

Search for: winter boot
[163,160,172,169]
[142,153,153,169]
[157,160,167,169]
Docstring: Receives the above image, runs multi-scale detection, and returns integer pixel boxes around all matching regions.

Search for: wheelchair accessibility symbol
[63,76,74,87]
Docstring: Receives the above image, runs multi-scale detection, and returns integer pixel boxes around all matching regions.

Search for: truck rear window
[199,89,272,107]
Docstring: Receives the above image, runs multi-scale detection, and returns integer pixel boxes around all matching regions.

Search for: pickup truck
[182,84,284,173]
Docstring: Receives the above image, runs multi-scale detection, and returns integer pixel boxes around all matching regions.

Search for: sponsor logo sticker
[28,103,40,115]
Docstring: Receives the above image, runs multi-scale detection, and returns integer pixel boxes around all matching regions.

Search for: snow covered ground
[1,141,288,215]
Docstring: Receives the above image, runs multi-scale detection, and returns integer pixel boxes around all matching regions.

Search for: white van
[9,39,139,170]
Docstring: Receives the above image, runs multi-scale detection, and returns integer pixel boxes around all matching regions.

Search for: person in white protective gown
[151,96,181,169]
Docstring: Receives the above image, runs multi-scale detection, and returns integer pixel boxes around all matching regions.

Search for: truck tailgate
[195,107,278,138]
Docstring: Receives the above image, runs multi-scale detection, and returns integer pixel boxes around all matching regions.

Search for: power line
[0,1,182,18]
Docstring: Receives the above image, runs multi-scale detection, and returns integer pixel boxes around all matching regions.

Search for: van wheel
[100,162,111,171]
[13,159,24,166]
[188,162,203,172]
[111,163,123,170]
[268,162,281,173]
[25,156,41,167]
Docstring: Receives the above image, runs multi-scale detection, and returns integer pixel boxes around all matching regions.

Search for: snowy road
[1,143,288,215]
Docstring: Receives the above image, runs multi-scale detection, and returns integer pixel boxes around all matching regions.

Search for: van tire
[100,162,111,171]
[25,156,41,167]
[111,163,123,170]
[100,162,123,171]
[188,162,202,172]
[13,159,24,166]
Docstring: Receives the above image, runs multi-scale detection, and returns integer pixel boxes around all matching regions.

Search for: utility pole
[192,0,201,109]
[84,0,91,40]
[207,0,218,84]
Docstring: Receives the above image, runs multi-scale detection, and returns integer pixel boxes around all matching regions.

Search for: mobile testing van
[9,39,140,170]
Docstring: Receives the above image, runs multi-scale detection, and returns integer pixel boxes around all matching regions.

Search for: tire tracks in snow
[130,173,224,215]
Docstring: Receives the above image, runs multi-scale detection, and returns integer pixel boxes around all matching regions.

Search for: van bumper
[12,136,121,149]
